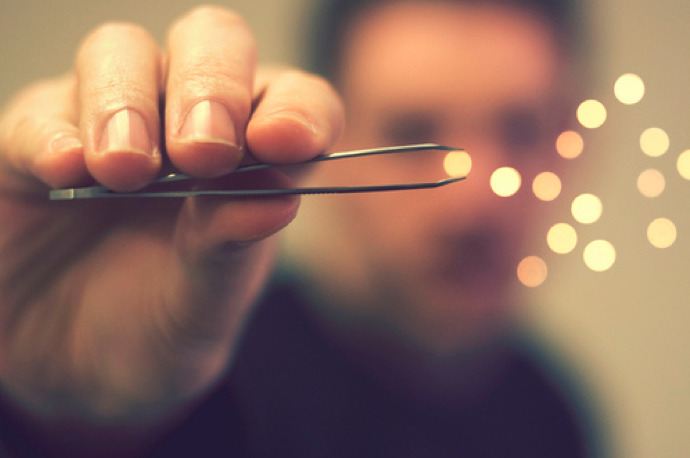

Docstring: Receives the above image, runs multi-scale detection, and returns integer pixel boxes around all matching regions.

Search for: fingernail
[179,100,237,147]
[50,132,82,155]
[263,109,318,135]
[98,109,155,156]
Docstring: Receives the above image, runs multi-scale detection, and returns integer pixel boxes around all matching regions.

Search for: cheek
[343,193,428,260]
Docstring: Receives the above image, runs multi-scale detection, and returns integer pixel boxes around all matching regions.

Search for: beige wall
[0,0,314,103]
[529,1,690,456]
[2,1,689,456]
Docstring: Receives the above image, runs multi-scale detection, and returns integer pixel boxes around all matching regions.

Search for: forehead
[340,1,563,107]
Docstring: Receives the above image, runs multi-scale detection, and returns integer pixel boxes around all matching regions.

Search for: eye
[380,112,439,146]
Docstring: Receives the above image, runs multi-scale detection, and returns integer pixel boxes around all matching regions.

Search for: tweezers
[49,143,464,200]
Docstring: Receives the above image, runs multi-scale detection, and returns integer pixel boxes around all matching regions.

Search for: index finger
[247,69,344,164]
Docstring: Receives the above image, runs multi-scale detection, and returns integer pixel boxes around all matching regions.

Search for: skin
[0,6,343,456]
[285,1,573,360]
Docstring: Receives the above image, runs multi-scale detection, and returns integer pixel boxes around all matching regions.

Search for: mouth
[433,227,514,287]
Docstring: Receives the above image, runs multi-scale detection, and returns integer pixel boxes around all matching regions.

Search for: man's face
[291,1,572,352]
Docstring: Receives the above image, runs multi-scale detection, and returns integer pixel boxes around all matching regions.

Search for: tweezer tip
[413,143,462,151]
[439,176,466,185]
[435,144,463,151]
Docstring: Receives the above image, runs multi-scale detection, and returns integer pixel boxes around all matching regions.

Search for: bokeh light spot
[637,169,665,198]
[443,150,472,177]
[583,240,616,272]
[647,217,677,249]
[556,130,584,159]
[640,127,670,157]
[547,223,578,254]
[517,256,547,287]
[677,150,690,180]
[533,172,562,201]
[490,167,521,197]
[614,73,645,105]
[577,99,607,129]
[571,193,603,224]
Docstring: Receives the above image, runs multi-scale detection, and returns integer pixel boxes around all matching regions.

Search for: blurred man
[228,0,598,457]
[0,0,600,457]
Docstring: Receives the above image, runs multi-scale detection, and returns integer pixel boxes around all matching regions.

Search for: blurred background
[1,0,688,456]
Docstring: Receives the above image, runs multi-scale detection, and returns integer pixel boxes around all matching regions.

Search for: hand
[0,6,343,455]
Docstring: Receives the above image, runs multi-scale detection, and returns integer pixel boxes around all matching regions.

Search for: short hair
[305,0,583,82]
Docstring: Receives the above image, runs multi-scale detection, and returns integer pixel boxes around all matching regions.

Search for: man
[223,0,597,456]
[0,0,599,456]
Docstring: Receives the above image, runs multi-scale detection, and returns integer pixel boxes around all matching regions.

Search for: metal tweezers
[49,143,464,200]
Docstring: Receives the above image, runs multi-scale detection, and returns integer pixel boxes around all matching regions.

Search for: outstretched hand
[0,5,343,455]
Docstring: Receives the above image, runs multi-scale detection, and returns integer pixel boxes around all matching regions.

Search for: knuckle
[173,67,253,115]
[83,21,152,46]
[278,71,344,119]
[77,21,155,63]
[281,70,338,96]
[4,115,44,169]
[3,114,30,157]
[181,5,249,30]
[307,74,340,101]
[0,88,42,153]
[0,75,76,153]
[169,5,256,55]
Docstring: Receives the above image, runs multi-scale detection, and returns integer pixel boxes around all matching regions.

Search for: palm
[0,189,255,412]
[0,8,343,451]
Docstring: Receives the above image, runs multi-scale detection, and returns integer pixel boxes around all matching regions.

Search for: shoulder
[493,334,606,458]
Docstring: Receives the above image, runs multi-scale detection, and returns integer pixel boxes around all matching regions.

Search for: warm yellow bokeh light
[614,73,645,105]
[556,130,584,159]
[577,99,607,129]
[583,240,616,272]
[533,172,562,201]
[647,217,677,249]
[547,223,578,254]
[637,169,665,198]
[443,151,472,177]
[490,167,521,197]
[640,127,670,157]
[517,256,548,287]
[677,150,690,180]
[571,193,603,225]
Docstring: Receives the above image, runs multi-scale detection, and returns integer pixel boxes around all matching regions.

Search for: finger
[76,22,163,192]
[247,69,345,164]
[165,6,257,178]
[0,75,89,190]
[174,171,301,263]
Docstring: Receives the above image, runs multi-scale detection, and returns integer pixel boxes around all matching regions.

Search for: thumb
[157,184,300,365]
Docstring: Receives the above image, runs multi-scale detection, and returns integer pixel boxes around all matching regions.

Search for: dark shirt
[0,279,598,457]
[154,279,597,457]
